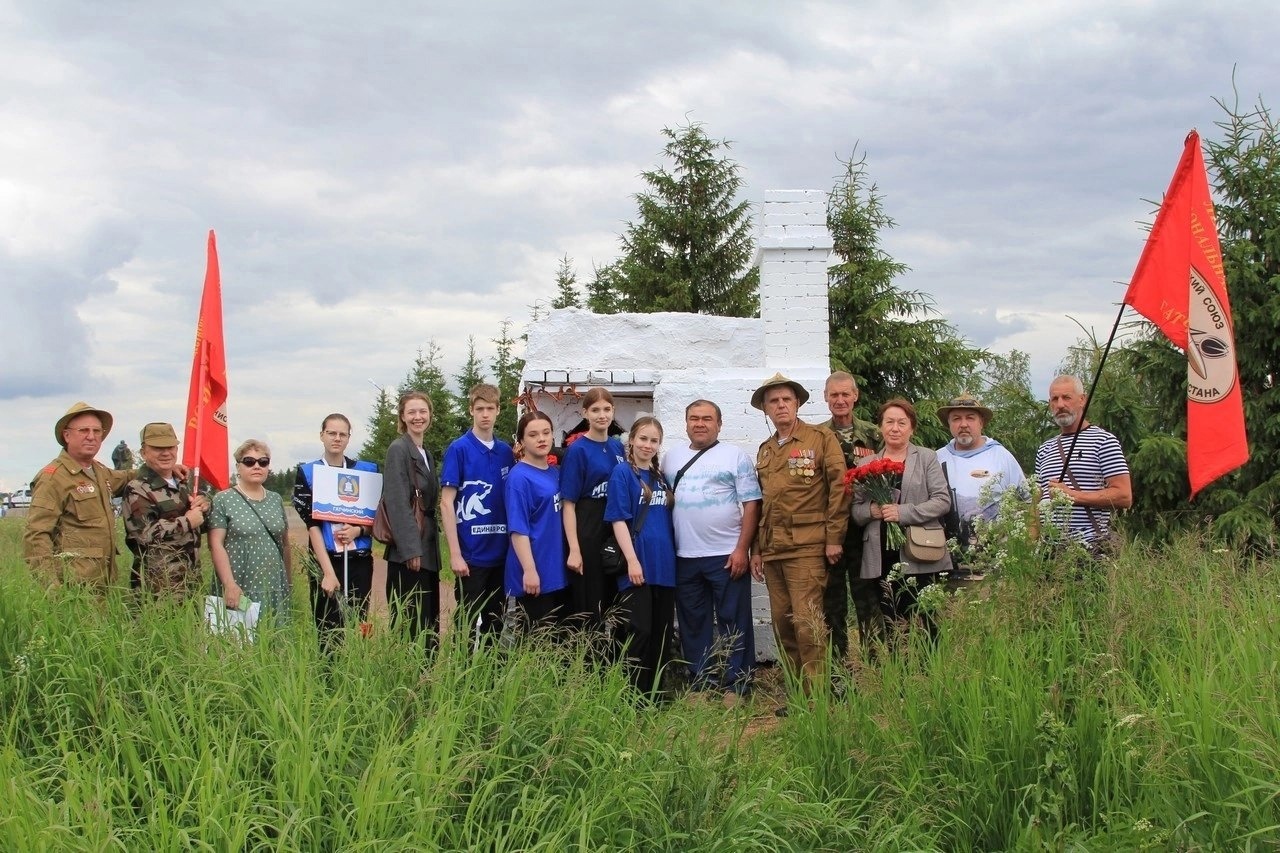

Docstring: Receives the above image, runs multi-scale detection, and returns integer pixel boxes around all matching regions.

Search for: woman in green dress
[209,439,293,623]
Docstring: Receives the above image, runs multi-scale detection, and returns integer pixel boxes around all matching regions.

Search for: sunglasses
[238,456,271,468]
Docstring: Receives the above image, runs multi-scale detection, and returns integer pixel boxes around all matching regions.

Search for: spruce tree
[491,319,524,444]
[359,387,399,469]
[551,254,581,309]
[826,150,982,416]
[613,122,759,317]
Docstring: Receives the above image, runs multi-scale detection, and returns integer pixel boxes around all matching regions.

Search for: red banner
[183,230,230,491]
[1123,131,1248,498]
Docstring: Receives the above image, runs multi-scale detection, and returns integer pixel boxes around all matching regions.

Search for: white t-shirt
[661,442,763,558]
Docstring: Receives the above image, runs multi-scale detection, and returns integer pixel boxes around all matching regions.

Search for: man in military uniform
[818,371,884,660]
[748,373,849,702]
[23,402,134,587]
[122,423,210,598]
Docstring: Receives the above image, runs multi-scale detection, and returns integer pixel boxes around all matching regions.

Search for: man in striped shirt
[1034,375,1132,550]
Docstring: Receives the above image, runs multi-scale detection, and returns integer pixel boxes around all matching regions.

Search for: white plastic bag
[204,595,262,642]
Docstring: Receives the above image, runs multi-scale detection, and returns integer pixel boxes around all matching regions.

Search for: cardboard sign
[310,465,382,525]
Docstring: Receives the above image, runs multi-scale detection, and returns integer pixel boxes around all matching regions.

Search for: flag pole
[1057,301,1127,481]
[191,337,210,494]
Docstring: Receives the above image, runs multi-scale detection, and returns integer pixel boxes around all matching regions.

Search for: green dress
[209,488,291,623]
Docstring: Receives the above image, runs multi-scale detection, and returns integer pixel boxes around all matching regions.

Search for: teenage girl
[505,411,569,627]
[604,416,677,698]
[561,388,626,631]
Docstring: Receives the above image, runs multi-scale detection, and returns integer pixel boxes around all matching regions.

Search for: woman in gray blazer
[383,390,442,644]
[850,397,953,642]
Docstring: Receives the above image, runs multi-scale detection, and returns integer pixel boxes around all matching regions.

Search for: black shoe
[774,706,789,718]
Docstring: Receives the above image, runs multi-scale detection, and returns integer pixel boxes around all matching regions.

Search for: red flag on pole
[183,230,230,491]
[1123,130,1248,498]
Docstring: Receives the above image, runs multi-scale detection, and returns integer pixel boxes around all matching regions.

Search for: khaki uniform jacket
[23,451,132,586]
[755,420,850,560]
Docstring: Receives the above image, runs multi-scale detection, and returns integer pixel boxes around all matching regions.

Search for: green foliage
[960,350,1049,471]
[453,336,488,406]
[550,254,581,310]
[826,151,983,419]
[358,386,399,470]
[612,122,759,317]
[400,342,461,461]
[263,468,295,500]
[3,522,1280,848]
[490,319,524,444]
[585,261,622,314]
[1109,91,1280,549]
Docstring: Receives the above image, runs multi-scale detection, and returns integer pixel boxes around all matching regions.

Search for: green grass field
[1,517,1277,850]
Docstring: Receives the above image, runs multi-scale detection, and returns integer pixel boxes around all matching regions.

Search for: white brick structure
[520,190,834,661]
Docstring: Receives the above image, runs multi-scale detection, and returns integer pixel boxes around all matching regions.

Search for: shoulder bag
[600,480,652,577]
[372,447,425,545]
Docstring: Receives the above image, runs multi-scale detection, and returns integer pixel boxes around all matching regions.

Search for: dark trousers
[453,563,505,649]
[567,498,617,631]
[675,555,754,694]
[878,541,941,644]
[825,530,889,659]
[516,588,568,633]
[616,584,676,697]
[387,559,440,648]
[310,551,375,645]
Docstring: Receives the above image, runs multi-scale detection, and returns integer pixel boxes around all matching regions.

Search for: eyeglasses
[238,457,271,468]
[322,430,350,439]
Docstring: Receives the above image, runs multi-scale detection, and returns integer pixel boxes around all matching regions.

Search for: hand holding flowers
[844,458,907,551]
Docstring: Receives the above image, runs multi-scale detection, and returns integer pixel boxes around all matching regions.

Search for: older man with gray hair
[1034,375,1132,552]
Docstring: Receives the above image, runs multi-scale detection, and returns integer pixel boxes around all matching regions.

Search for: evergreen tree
[585,261,622,314]
[491,319,524,444]
[551,254,581,309]
[1117,93,1280,548]
[826,150,983,417]
[612,122,759,317]
[359,386,399,469]
[454,336,488,415]
[960,349,1049,470]
[399,341,459,462]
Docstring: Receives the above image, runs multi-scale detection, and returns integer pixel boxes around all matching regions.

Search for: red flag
[1123,131,1248,497]
[183,230,230,491]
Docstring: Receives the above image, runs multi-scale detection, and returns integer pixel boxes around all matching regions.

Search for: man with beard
[1034,376,1132,552]
[935,393,1027,557]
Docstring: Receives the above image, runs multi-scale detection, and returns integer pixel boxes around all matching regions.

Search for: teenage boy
[441,383,516,648]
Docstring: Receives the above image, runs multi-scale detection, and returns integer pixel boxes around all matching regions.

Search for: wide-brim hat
[750,372,811,411]
[937,392,993,425]
[55,401,114,447]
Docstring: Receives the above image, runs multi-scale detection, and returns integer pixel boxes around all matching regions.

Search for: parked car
[8,488,33,508]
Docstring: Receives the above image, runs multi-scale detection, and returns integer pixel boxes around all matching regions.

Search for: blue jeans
[675,555,755,694]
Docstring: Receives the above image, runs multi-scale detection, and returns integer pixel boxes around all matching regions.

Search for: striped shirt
[1034,426,1129,544]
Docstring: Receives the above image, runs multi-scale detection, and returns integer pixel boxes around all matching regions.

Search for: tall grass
[2,517,1278,850]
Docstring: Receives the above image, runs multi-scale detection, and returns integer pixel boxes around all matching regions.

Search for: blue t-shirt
[503,462,567,598]
[560,436,626,502]
[441,431,516,568]
[604,464,677,591]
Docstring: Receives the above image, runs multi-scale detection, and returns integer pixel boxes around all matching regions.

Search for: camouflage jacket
[122,465,205,593]
[818,417,883,470]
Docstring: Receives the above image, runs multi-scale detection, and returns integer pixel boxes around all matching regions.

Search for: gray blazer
[382,434,440,568]
[850,443,953,578]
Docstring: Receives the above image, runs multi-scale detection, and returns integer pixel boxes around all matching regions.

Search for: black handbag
[600,491,651,577]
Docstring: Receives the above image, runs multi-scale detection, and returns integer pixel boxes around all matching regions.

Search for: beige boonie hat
[55,401,114,448]
[750,372,811,411]
[140,422,180,448]
[936,392,994,426]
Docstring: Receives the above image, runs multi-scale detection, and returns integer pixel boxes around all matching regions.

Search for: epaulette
[42,463,58,474]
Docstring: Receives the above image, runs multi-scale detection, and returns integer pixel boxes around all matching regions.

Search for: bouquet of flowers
[844,458,907,550]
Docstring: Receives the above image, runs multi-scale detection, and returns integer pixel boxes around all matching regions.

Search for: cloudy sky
[1,0,1275,488]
